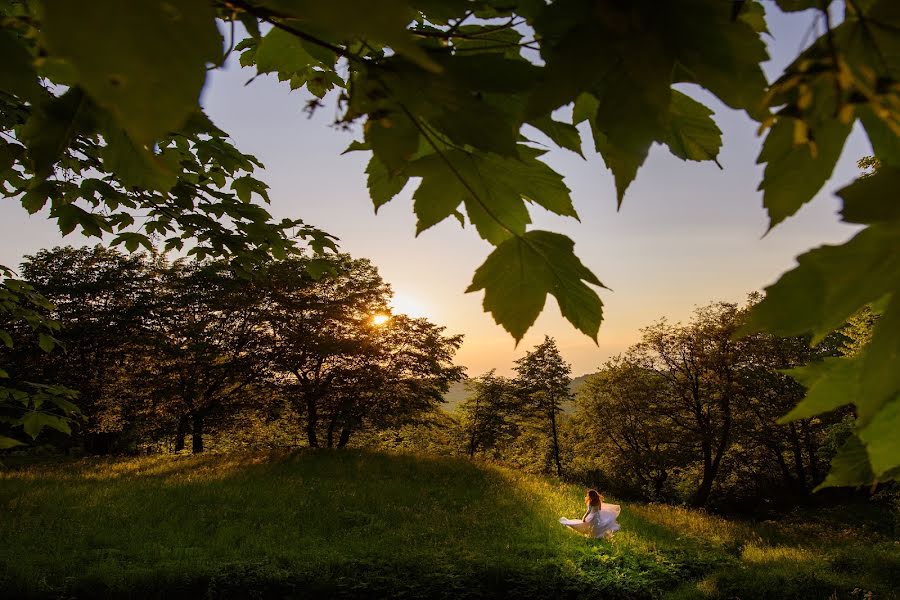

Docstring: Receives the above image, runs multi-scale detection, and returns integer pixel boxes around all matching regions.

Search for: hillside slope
[1,451,897,599]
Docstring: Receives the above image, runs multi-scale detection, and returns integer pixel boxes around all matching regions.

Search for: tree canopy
[1,0,898,486]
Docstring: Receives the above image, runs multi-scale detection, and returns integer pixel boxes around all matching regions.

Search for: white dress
[559,503,621,538]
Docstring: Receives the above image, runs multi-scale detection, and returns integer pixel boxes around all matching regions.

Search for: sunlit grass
[1,451,897,599]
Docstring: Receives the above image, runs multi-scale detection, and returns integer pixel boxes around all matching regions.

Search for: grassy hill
[1,451,897,599]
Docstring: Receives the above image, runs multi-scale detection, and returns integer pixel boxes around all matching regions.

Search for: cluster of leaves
[0,265,80,448]
[738,0,900,488]
[0,0,898,486]
[0,0,336,272]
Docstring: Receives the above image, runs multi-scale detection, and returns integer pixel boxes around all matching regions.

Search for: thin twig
[208,16,236,70]
[819,0,844,115]
[223,0,365,64]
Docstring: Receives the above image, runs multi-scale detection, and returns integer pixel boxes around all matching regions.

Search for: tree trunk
[468,398,480,458]
[692,437,715,507]
[191,412,205,454]
[337,425,352,448]
[326,413,338,449]
[802,420,821,485]
[174,414,188,453]
[788,422,808,492]
[549,407,562,477]
[306,395,319,448]
[652,470,668,499]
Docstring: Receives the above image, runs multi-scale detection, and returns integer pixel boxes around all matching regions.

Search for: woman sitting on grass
[559,489,621,539]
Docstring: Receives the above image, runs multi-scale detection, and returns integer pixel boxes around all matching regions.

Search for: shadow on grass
[0,450,634,599]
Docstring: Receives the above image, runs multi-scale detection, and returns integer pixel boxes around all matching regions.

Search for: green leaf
[857,293,900,428]
[0,435,25,449]
[528,115,584,157]
[737,1,768,33]
[231,176,269,203]
[0,30,43,101]
[19,87,96,179]
[366,155,408,211]
[363,58,522,157]
[466,230,604,342]
[366,113,420,173]
[41,0,221,145]
[757,114,852,228]
[407,147,575,243]
[572,93,599,126]
[740,224,900,343]
[0,329,12,348]
[670,0,769,118]
[858,107,900,168]
[254,27,317,77]
[492,147,577,218]
[342,140,370,154]
[859,394,900,477]
[775,0,821,12]
[262,0,439,72]
[38,333,56,353]
[664,91,722,164]
[838,168,900,224]
[21,180,53,214]
[46,394,81,416]
[407,152,468,236]
[780,356,860,422]
[21,410,71,439]
[100,123,178,192]
[305,257,337,280]
[815,433,876,490]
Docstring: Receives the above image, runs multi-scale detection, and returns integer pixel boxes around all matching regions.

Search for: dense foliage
[0,246,464,452]
[568,299,861,508]
[0,0,898,487]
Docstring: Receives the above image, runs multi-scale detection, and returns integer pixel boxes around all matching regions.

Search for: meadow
[1,450,897,599]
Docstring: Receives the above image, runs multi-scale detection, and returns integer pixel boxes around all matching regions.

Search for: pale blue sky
[0,5,869,376]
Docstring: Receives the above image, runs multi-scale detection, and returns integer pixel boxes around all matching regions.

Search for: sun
[372,314,390,326]
[390,293,429,318]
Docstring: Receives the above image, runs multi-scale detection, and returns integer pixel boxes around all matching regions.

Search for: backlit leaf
[757,117,852,228]
[260,0,439,71]
[40,0,221,144]
[19,87,96,179]
[815,433,876,490]
[366,155,409,212]
[0,30,43,101]
[254,27,317,77]
[779,356,860,422]
[664,91,722,163]
[0,435,24,449]
[21,410,70,439]
[741,224,900,343]
[528,115,584,157]
[466,230,604,342]
[838,167,900,224]
[859,394,900,476]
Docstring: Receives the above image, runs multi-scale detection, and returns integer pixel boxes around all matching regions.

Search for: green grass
[1,451,897,599]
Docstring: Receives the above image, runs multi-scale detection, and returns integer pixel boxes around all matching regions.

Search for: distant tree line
[1,245,880,510]
[446,300,873,510]
[0,245,464,453]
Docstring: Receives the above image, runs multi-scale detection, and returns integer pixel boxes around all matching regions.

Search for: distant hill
[442,373,595,413]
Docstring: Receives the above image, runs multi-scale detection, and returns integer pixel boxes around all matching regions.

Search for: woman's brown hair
[586,489,603,507]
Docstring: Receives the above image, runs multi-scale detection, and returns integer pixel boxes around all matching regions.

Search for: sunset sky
[0,5,870,377]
